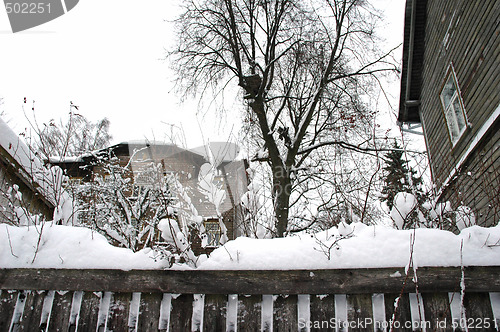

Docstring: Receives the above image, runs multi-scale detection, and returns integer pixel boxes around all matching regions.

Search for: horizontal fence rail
[1,267,500,331]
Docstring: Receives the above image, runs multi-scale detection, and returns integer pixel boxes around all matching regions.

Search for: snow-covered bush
[389,190,478,233]
[390,192,423,230]
[74,156,175,252]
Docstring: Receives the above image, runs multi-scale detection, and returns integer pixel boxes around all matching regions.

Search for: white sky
[0,0,406,149]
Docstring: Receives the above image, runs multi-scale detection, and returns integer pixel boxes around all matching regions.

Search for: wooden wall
[419,0,500,228]
[0,149,54,224]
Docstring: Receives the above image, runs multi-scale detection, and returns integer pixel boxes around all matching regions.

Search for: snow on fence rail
[1,267,500,331]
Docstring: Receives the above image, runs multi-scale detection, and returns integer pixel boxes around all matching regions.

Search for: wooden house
[398,0,499,229]
[51,141,249,250]
[0,118,55,223]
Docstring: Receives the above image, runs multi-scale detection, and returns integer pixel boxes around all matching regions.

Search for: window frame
[204,219,222,248]
[439,64,468,146]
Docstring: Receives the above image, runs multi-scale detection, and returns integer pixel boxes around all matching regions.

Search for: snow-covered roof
[189,142,240,166]
[119,139,176,146]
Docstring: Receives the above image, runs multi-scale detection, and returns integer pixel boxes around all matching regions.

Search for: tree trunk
[246,81,292,237]
[273,173,291,237]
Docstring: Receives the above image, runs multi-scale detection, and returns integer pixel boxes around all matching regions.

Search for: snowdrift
[1,222,499,270]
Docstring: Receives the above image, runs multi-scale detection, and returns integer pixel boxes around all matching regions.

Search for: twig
[6,225,19,258]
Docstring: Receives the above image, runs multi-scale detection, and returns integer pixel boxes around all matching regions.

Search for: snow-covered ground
[1,222,499,270]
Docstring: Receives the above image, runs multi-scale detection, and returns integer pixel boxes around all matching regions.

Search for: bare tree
[170,0,398,236]
[24,101,112,159]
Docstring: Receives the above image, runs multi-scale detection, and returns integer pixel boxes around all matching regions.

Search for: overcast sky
[0,0,406,149]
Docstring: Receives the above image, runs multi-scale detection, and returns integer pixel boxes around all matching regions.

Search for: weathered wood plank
[47,291,73,331]
[422,292,453,332]
[385,293,411,332]
[203,294,226,332]
[19,290,45,332]
[0,290,18,331]
[76,291,101,332]
[237,294,261,332]
[106,292,131,332]
[463,292,496,331]
[310,294,335,332]
[169,294,192,332]
[2,267,500,295]
[347,293,373,332]
[273,294,298,332]
[136,292,162,332]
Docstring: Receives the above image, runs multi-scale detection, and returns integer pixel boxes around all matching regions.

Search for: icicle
[297,294,310,332]
[159,294,173,331]
[191,294,205,332]
[96,292,112,331]
[226,294,238,332]
[261,295,274,332]
[69,291,83,328]
[448,292,461,330]
[460,240,469,332]
[40,290,55,329]
[489,293,500,330]
[128,292,141,331]
[334,294,347,332]
[372,293,387,332]
[409,293,426,331]
[9,291,28,332]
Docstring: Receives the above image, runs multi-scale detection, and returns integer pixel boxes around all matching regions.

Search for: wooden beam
[1,267,499,295]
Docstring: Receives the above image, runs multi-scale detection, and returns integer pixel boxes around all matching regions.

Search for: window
[204,220,221,247]
[63,177,82,187]
[440,68,467,145]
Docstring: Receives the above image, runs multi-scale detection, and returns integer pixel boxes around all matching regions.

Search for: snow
[1,221,499,270]
[390,192,418,230]
[0,223,170,270]
[197,223,500,270]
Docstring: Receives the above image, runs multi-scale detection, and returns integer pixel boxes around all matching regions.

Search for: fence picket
[0,290,17,331]
[421,292,453,332]
[137,292,163,332]
[106,292,133,332]
[273,294,298,331]
[462,292,496,331]
[76,291,101,332]
[384,293,411,332]
[47,291,73,331]
[237,294,261,332]
[204,294,227,332]
[310,294,335,332]
[347,293,373,332]
[18,290,45,331]
[169,294,193,331]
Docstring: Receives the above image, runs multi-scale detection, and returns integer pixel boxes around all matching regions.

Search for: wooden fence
[1,267,500,331]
